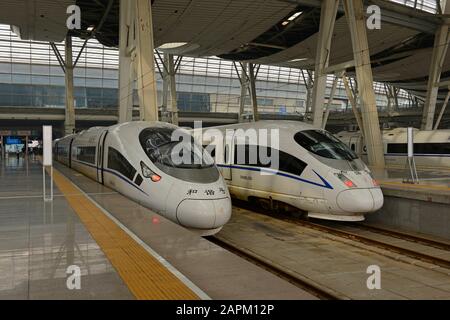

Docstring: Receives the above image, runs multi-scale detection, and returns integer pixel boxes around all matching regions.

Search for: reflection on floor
[0,156,133,299]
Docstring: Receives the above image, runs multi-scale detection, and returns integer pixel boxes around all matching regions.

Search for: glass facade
[0,24,413,115]
[390,0,438,13]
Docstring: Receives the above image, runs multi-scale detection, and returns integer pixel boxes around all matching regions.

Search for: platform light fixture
[87,25,95,32]
[158,42,189,50]
[282,11,303,26]
[287,11,303,21]
[289,58,308,62]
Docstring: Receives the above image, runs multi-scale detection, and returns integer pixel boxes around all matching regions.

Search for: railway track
[291,219,450,270]
[206,235,343,300]
[355,224,450,252]
[232,201,450,271]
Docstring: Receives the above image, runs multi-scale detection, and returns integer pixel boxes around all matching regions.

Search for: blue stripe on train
[216,164,333,190]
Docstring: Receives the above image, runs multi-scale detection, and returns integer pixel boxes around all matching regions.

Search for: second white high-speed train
[337,128,450,170]
[195,121,383,222]
[54,121,232,236]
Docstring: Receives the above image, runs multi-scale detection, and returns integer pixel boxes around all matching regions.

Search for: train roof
[337,127,450,142]
[209,120,318,132]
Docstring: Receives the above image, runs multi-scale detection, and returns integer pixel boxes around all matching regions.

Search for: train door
[96,130,108,184]
[222,131,234,181]
[69,138,74,168]
[349,135,360,156]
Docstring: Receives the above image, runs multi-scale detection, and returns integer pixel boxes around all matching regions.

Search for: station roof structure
[0,0,447,99]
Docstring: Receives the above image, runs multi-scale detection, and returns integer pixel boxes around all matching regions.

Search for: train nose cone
[336,188,383,213]
[212,198,232,227]
[176,198,231,229]
[370,188,384,211]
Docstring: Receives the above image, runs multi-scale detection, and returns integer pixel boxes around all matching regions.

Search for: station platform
[369,167,450,240]
[0,156,315,300]
[375,167,450,201]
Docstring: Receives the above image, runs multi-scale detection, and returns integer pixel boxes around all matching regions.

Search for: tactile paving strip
[50,168,199,300]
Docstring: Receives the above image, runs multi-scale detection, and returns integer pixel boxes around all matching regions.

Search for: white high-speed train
[195,121,383,222]
[53,121,232,236]
[337,128,450,170]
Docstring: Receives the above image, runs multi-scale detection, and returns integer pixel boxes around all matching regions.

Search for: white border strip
[65,175,211,300]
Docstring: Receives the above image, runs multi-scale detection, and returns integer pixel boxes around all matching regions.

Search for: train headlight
[366,171,379,187]
[141,161,161,182]
[334,172,357,188]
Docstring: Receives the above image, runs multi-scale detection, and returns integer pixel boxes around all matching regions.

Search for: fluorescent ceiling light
[287,11,303,21]
[290,58,308,62]
[281,21,289,26]
[158,42,188,50]
[87,26,95,32]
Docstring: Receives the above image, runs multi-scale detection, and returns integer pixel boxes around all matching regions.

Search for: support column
[342,75,364,134]
[25,136,28,158]
[301,70,314,120]
[384,84,393,113]
[305,71,313,118]
[322,73,341,129]
[64,35,75,135]
[311,0,339,128]
[135,0,158,122]
[248,63,259,122]
[0,136,4,159]
[167,54,178,125]
[343,0,385,168]
[161,53,170,122]
[118,0,134,123]
[422,1,450,130]
[238,63,249,122]
[393,87,400,110]
[434,87,450,130]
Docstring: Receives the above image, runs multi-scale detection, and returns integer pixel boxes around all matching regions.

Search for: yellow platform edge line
[48,167,200,300]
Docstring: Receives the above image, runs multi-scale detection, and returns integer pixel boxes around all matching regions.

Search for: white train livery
[337,128,450,170]
[54,121,232,236]
[196,121,383,222]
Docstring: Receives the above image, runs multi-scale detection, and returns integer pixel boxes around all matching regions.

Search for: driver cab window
[108,147,136,181]
[294,130,358,161]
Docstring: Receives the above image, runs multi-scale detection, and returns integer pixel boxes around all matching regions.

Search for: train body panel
[337,128,450,170]
[196,120,383,222]
[54,121,232,236]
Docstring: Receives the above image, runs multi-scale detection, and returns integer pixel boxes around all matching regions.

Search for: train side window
[108,147,136,181]
[278,150,307,176]
[387,143,407,154]
[351,144,355,151]
[76,146,96,164]
[388,143,450,155]
[134,174,143,186]
[234,144,307,176]
[224,145,229,163]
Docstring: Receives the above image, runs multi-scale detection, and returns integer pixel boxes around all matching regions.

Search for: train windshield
[139,128,214,168]
[294,130,358,161]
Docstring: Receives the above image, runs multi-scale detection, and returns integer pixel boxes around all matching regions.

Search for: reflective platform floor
[0,156,314,300]
[0,156,133,299]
